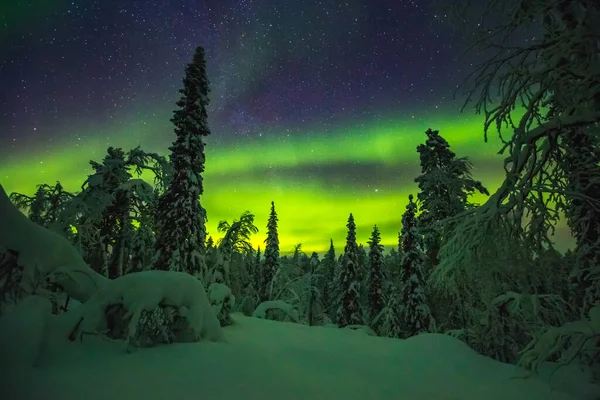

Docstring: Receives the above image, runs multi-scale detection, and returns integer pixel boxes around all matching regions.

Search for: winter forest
[0,1,599,399]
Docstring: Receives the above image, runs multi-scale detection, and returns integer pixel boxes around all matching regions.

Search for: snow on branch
[519,306,600,377]
[71,270,225,348]
[0,184,107,303]
[253,300,300,323]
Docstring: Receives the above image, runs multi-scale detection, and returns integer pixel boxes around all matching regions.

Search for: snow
[0,184,107,302]
[253,299,300,322]
[0,302,590,400]
[74,270,225,344]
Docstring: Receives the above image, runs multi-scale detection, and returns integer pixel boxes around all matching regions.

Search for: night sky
[0,0,570,253]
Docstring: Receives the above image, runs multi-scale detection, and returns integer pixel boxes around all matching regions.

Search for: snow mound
[73,270,225,345]
[0,184,106,302]
[0,295,51,367]
[4,311,585,400]
[252,300,299,322]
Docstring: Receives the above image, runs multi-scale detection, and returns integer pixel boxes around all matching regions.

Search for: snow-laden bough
[73,270,226,346]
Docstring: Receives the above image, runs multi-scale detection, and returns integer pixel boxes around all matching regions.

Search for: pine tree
[129,221,156,273]
[400,194,435,337]
[254,246,262,294]
[415,128,488,269]
[378,286,404,339]
[87,147,133,278]
[320,239,337,320]
[306,252,320,326]
[336,213,363,327]
[367,225,385,328]
[154,46,211,276]
[261,201,279,302]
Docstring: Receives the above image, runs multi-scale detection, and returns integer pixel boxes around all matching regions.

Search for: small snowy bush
[520,306,600,384]
[253,300,299,323]
[208,282,235,326]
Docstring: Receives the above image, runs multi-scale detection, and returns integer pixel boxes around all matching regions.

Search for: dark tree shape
[435,0,600,286]
[154,46,211,276]
[367,225,385,328]
[10,182,74,229]
[336,213,363,328]
[400,195,435,337]
[415,128,488,269]
[320,239,337,320]
[261,201,279,302]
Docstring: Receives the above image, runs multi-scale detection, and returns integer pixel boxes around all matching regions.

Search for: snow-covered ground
[1,297,596,400]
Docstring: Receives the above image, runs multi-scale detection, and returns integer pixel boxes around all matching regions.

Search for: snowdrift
[1,297,595,400]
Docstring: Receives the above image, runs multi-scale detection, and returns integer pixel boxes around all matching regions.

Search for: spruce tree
[320,239,337,320]
[415,128,488,269]
[254,246,262,295]
[306,252,320,326]
[400,194,435,337]
[367,225,385,327]
[129,221,156,273]
[378,286,404,339]
[261,201,279,302]
[154,46,211,276]
[336,213,363,327]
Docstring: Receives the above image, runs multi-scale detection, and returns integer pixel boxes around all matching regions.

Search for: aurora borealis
[0,1,572,253]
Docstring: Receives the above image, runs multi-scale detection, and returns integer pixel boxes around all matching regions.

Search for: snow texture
[73,270,225,344]
[0,309,588,400]
[0,184,107,302]
[252,300,299,322]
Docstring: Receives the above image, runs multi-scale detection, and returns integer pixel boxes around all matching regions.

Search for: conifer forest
[0,1,599,399]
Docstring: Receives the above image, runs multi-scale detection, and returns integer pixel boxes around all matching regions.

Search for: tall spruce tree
[320,239,337,320]
[261,201,279,302]
[154,46,211,276]
[415,128,488,269]
[400,194,435,337]
[367,225,385,327]
[254,246,262,295]
[378,286,404,339]
[336,213,363,327]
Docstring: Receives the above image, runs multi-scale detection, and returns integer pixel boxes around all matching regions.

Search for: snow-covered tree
[414,128,488,269]
[306,252,321,326]
[400,195,435,337]
[213,211,258,286]
[154,46,211,276]
[128,221,156,274]
[383,248,401,292]
[253,246,262,294]
[437,0,600,295]
[261,201,279,302]
[563,128,600,314]
[10,182,74,230]
[319,239,337,320]
[336,213,364,327]
[377,286,404,339]
[367,225,385,329]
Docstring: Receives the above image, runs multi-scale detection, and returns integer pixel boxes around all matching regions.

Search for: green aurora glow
[0,111,573,254]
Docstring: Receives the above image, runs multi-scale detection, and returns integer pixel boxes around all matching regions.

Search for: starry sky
[0,0,573,253]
